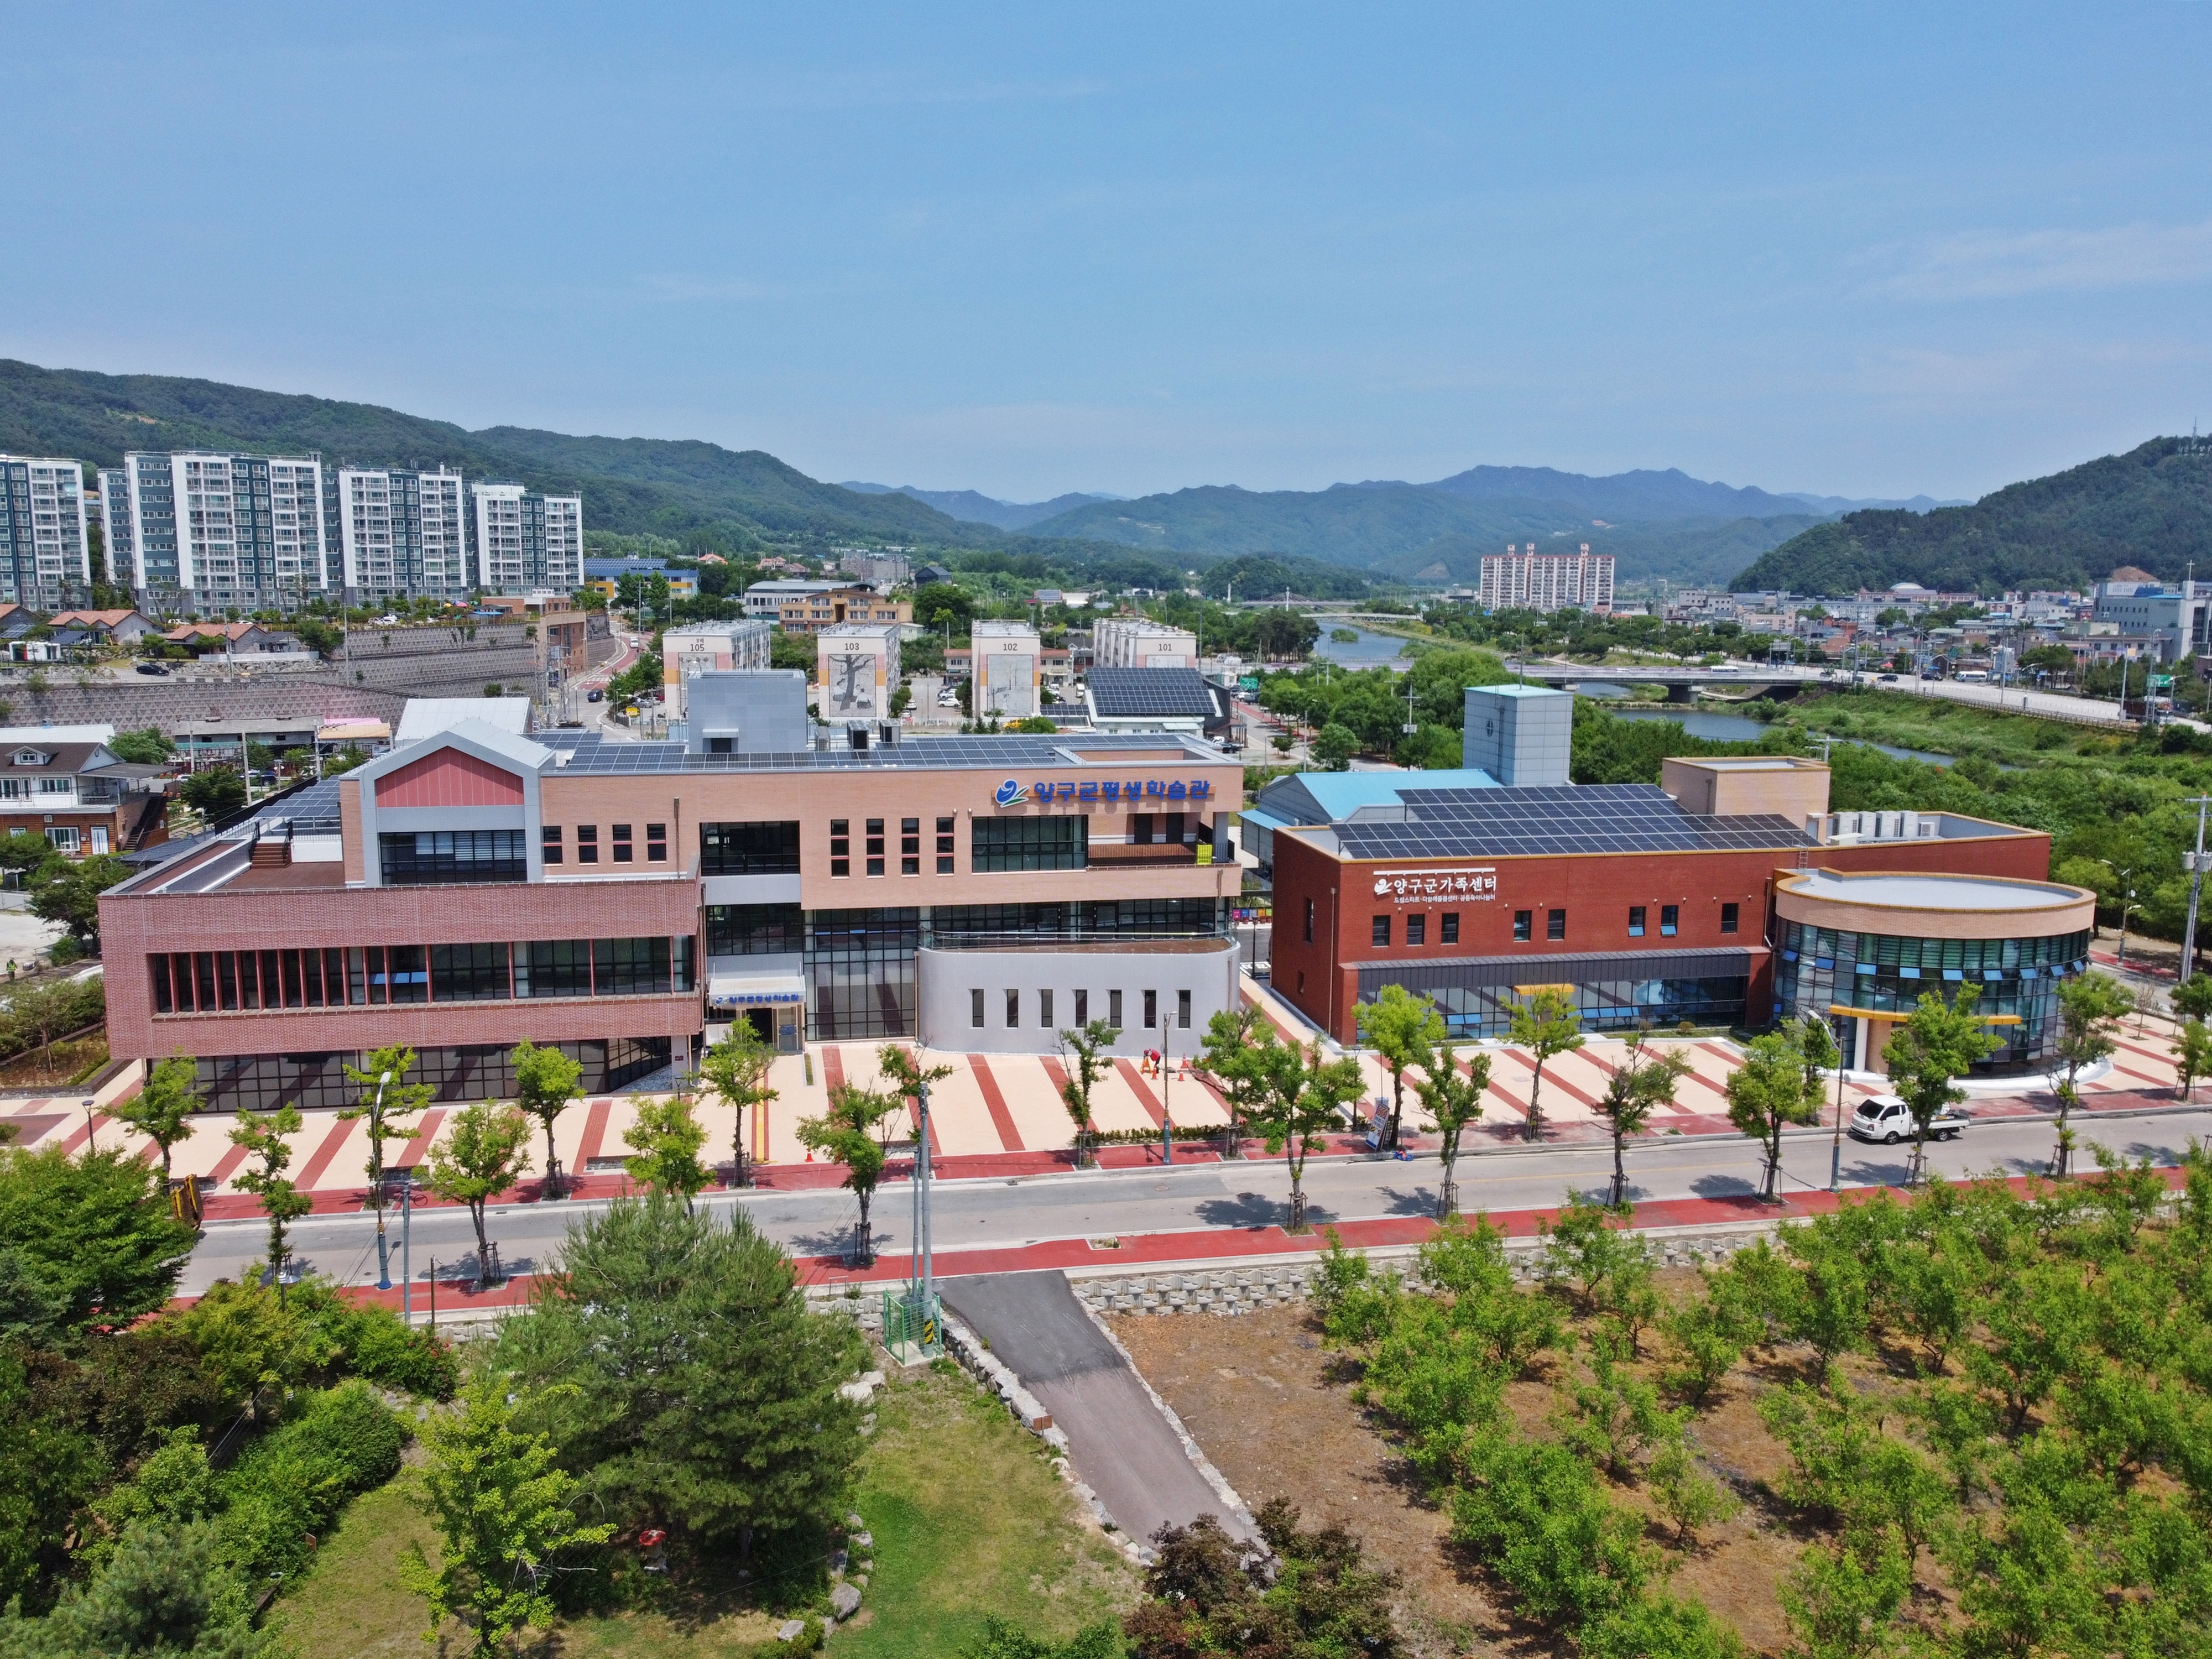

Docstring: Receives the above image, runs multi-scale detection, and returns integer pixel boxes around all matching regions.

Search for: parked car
[135,661,170,676]
[1849,1093,1969,1144]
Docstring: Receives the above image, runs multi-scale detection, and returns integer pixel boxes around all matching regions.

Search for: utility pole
[1829,1013,1849,1191]
[2184,794,2212,983]
[400,1173,412,1323]
[1159,1001,1173,1165]
[372,1069,393,1290]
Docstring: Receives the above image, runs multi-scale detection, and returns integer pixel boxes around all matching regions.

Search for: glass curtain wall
[1772,921,2091,1070]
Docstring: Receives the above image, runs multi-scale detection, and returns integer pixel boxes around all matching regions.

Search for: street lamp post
[1159,998,1173,1166]
[2095,860,2140,970]
[1829,1015,1849,1192]
[371,1070,393,1290]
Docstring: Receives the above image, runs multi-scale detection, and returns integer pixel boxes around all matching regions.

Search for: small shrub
[215,1381,406,1582]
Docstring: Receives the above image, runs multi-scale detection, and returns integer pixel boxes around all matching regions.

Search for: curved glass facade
[1772,920,2090,1071]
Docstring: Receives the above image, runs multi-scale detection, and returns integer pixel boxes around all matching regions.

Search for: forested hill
[0,359,990,548]
[1730,437,2212,593]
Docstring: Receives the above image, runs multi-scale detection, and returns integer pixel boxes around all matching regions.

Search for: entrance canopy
[706,969,805,1010]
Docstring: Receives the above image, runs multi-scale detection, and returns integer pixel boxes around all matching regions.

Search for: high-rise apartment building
[337,467,470,602]
[1093,617,1199,668]
[472,483,583,595]
[101,452,328,609]
[1475,542,1615,614]
[0,457,91,608]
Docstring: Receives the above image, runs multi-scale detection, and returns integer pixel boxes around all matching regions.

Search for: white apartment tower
[472,482,583,596]
[101,451,328,610]
[338,467,470,602]
[1476,542,1615,614]
[0,458,91,608]
[1092,617,1199,668]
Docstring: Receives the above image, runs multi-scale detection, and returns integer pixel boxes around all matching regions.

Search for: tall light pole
[2185,795,2212,984]
[371,1070,393,1290]
[1159,998,1173,1166]
[1828,1012,1850,1192]
[2095,859,2140,970]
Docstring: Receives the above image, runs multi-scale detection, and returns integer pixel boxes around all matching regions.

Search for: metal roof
[539,731,1229,775]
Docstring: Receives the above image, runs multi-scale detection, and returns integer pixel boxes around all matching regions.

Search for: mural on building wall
[826,652,875,715]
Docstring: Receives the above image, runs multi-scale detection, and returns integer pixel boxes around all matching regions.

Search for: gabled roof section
[394,698,534,745]
[354,719,550,787]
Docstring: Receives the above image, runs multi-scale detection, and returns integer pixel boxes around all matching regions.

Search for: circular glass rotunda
[1771,869,2098,1074]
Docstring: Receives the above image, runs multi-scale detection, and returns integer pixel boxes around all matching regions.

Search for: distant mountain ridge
[1730,437,2212,594]
[839,482,1124,531]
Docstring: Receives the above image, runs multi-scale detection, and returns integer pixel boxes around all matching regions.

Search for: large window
[432,943,510,1001]
[972,815,1087,872]
[807,908,919,1040]
[594,936,673,997]
[379,828,526,885]
[194,1038,671,1114]
[515,940,593,998]
[154,935,694,1011]
[705,904,804,957]
[701,821,800,875]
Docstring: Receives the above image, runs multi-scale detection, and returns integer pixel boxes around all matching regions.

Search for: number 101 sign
[1371,867,1498,902]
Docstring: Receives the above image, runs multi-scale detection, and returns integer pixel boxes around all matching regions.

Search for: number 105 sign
[1372,867,1497,902]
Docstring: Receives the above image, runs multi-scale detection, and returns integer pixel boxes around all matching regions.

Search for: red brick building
[1268,757,2053,1049]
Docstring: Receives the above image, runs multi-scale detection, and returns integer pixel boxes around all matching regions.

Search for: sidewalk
[17,1006,2189,1226]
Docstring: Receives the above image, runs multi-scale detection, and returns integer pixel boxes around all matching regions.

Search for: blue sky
[5,3,2209,503]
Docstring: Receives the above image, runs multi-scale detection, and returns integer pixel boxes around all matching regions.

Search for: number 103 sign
[1372,867,1497,902]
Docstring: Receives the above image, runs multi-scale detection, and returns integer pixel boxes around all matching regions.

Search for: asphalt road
[181,1104,2212,1295]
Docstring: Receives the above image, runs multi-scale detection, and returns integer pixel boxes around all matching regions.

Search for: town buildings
[1093,617,1198,669]
[337,467,471,604]
[472,482,583,596]
[0,457,91,609]
[660,619,772,718]
[1477,544,1614,613]
[0,724,169,858]
[742,580,910,633]
[101,451,330,610]
[972,620,1042,719]
[1266,752,2072,1071]
[816,623,902,721]
[100,689,1245,1109]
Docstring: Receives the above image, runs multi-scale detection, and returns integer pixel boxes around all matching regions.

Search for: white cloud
[1870,221,2212,300]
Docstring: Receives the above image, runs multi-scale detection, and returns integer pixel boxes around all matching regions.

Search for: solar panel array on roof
[1085,667,1217,718]
[539,731,1224,774]
[1332,782,1814,859]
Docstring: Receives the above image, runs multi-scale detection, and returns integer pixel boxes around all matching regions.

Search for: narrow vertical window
[1547,909,1566,941]
[936,815,956,874]
[1406,915,1426,946]
[1109,989,1123,1028]
[1303,899,1314,943]
[1074,989,1088,1025]
[1039,989,1054,1027]
[1514,910,1532,941]
[612,823,634,863]
[830,818,849,878]
[1441,913,1459,944]
[972,988,984,1027]
[646,823,667,862]
[1720,902,1740,935]
[541,825,562,864]
[1177,989,1191,1029]
[1371,915,1391,947]
[1629,906,1646,937]
[1005,988,1020,1027]
[1144,989,1158,1029]
[576,824,599,864]
[1660,904,1679,937]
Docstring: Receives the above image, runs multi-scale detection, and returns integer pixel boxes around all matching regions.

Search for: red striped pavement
[1115,1058,1166,1127]
[967,1056,1025,1152]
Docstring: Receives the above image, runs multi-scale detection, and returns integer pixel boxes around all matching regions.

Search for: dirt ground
[1110,1270,1895,1658]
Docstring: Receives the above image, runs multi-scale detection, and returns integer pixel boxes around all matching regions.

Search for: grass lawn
[274,1359,1137,1657]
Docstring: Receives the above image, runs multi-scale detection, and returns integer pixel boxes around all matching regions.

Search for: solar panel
[1084,667,1216,718]
[534,729,1224,775]
[1330,782,1813,859]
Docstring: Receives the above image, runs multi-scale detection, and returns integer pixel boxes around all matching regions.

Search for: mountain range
[24,355,2158,599]
[839,482,1124,531]
[1731,436,2212,594]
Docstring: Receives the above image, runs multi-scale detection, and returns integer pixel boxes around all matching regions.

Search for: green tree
[176,766,246,821]
[1355,983,1446,1153]
[401,1372,614,1656]
[508,1039,584,1197]
[796,1085,899,1263]
[2177,1018,2212,1104]
[1779,1530,1912,1659]
[1593,1029,1693,1210]
[1312,722,1359,769]
[1056,1018,1119,1169]
[12,1519,276,1657]
[2046,971,2133,1177]
[2175,972,2212,1023]
[1197,1005,1274,1158]
[697,1025,776,1188]
[3,979,95,1070]
[26,853,132,947]
[227,1106,311,1299]
[1248,1038,1365,1233]
[1416,1044,1489,1218]
[499,1198,868,1558]
[0,831,54,877]
[1726,1021,1828,1203]
[424,1103,533,1282]
[1510,988,1584,1144]
[1882,987,2001,1186]
[104,727,174,765]
[340,1043,431,1245]
[109,1055,198,1187]
[622,1091,709,1206]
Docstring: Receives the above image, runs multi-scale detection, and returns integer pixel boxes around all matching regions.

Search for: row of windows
[830,817,957,878]
[1777,922,2088,975]
[542,823,667,866]
[702,821,800,875]
[379,830,526,885]
[194,1038,671,1115]
[971,815,1087,873]
[968,987,1190,1030]
[149,936,695,1013]
[1331,903,1740,950]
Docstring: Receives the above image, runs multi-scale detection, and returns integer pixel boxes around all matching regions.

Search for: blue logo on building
[994,778,1031,807]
